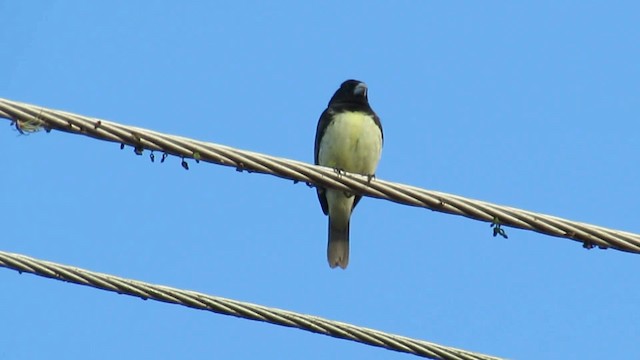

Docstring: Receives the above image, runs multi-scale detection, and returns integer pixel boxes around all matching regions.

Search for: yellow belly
[317,111,382,175]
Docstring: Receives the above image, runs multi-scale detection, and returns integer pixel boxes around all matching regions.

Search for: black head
[327,79,369,106]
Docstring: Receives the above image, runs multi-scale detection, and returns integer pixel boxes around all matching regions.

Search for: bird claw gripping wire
[329,168,355,197]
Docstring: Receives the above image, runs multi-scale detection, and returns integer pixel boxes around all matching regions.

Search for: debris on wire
[491,217,509,239]
[12,117,45,135]
[181,158,189,170]
[150,152,155,163]
[161,153,168,163]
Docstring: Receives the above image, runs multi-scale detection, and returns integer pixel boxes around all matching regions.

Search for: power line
[0,250,503,360]
[1,98,639,253]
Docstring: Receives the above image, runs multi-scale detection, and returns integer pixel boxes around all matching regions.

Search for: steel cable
[1,98,638,253]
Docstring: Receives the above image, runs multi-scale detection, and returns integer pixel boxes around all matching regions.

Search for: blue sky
[1,2,639,359]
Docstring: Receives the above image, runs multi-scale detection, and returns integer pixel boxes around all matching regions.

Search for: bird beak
[354,83,368,97]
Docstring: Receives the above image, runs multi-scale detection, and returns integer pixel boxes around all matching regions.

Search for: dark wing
[373,112,384,145]
[314,107,332,164]
[314,108,333,215]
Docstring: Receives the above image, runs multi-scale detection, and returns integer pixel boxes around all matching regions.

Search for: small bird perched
[314,80,384,269]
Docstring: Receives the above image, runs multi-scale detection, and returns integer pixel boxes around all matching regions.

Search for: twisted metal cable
[1,97,639,253]
[0,250,503,360]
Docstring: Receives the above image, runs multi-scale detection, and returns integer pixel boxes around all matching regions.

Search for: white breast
[318,111,382,175]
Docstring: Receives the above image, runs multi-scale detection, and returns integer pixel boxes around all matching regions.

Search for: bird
[314,79,384,269]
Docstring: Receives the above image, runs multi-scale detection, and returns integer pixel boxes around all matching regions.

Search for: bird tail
[327,218,349,269]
